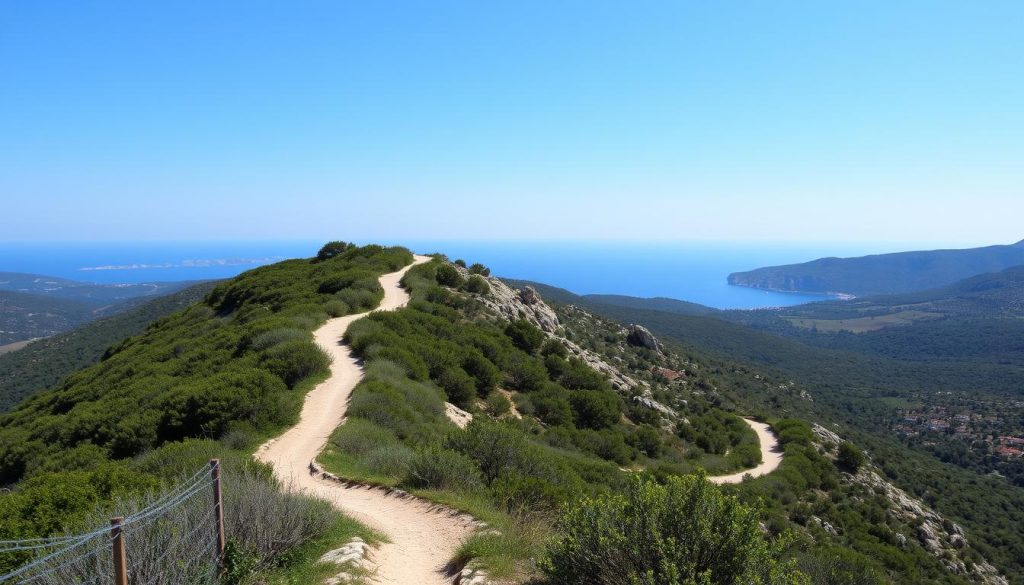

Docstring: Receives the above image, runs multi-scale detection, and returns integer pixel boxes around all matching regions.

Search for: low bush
[438,367,477,408]
[260,340,332,388]
[465,275,490,295]
[569,389,621,430]
[468,263,491,277]
[435,264,465,288]
[249,327,309,351]
[837,442,866,473]
[505,320,545,354]
[324,299,350,317]
[486,392,512,416]
[542,474,806,585]
[405,447,484,491]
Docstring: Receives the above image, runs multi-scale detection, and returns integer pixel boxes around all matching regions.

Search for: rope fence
[0,460,226,585]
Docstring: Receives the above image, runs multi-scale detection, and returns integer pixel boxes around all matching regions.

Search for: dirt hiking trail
[256,255,475,585]
[709,418,784,485]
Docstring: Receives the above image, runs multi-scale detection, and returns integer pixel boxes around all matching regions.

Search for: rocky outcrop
[445,402,473,429]
[633,395,677,419]
[811,424,1008,585]
[467,270,559,332]
[562,336,643,392]
[626,324,664,354]
[321,537,371,585]
[460,266,642,392]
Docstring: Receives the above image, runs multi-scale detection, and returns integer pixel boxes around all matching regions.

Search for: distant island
[728,239,1024,297]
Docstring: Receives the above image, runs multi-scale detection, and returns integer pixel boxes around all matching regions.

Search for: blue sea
[0,240,898,310]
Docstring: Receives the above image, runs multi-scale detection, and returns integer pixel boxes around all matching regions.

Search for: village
[892,400,1024,460]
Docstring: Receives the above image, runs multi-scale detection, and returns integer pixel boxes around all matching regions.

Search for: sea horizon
[0,238,985,310]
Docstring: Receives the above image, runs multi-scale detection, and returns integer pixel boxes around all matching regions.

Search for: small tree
[543,475,807,585]
[837,442,866,473]
[505,319,545,354]
[315,241,352,261]
[435,264,465,288]
[465,275,490,295]
[468,263,491,276]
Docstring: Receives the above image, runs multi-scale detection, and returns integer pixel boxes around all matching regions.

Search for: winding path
[256,255,474,585]
[708,418,784,485]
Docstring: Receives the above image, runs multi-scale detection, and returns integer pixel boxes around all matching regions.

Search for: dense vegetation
[524,280,1024,583]
[5,244,1021,583]
[0,244,412,582]
[311,259,795,579]
[543,474,805,584]
[0,281,218,412]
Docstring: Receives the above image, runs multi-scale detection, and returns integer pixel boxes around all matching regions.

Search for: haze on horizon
[2,2,1022,245]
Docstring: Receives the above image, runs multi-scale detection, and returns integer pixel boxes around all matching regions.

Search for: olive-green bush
[543,474,807,585]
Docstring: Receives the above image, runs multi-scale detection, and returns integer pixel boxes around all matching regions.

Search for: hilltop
[728,239,1024,297]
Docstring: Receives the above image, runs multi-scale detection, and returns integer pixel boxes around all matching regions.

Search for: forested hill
[0,273,203,345]
[0,281,218,413]
[727,239,1024,296]
[511,277,1024,581]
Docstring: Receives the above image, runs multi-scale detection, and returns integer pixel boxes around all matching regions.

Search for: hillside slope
[728,239,1024,296]
[0,281,218,412]
[522,282,1024,582]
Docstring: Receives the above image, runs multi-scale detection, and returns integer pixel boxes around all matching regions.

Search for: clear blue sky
[2,1,1022,245]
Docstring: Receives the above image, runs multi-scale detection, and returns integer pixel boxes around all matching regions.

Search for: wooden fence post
[210,459,226,572]
[110,517,128,585]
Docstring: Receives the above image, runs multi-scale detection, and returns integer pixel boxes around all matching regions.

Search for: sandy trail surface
[709,418,784,485]
[256,255,474,585]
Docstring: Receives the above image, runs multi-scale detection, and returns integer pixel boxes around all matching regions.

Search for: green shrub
[486,392,512,416]
[542,475,807,585]
[462,351,501,396]
[249,327,308,351]
[334,287,380,311]
[405,447,484,491]
[465,275,490,295]
[505,320,545,354]
[447,420,531,485]
[837,442,866,473]
[541,339,569,358]
[369,346,430,380]
[505,354,548,392]
[363,443,415,477]
[436,264,465,288]
[558,358,610,391]
[569,389,621,430]
[491,473,570,515]
[572,428,633,464]
[629,424,664,458]
[468,263,491,277]
[316,240,353,261]
[317,269,375,294]
[438,367,477,408]
[330,418,402,458]
[544,354,568,378]
[346,376,446,443]
[260,340,332,388]
[324,299,351,317]
[532,385,574,427]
